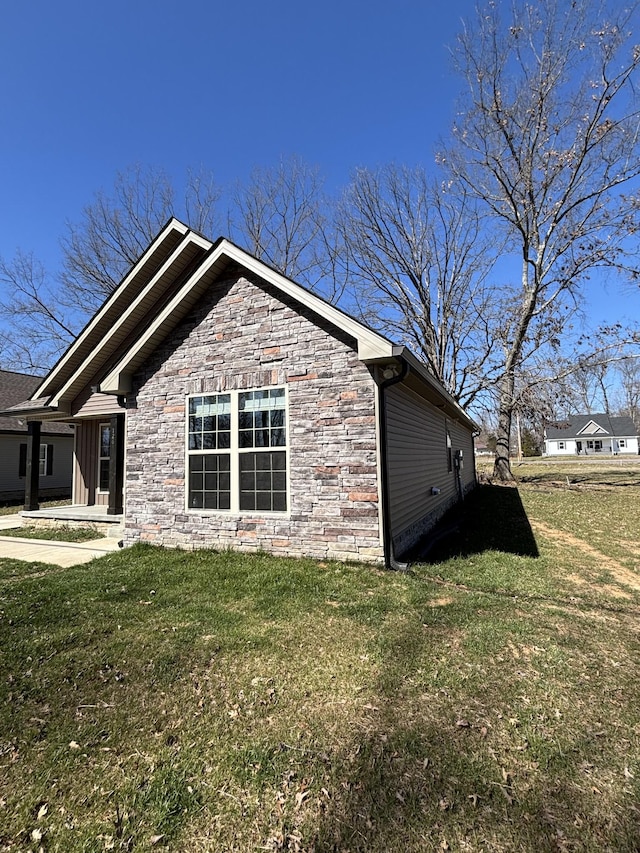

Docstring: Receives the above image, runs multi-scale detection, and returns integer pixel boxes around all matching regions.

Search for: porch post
[24,420,41,511]
[107,413,125,515]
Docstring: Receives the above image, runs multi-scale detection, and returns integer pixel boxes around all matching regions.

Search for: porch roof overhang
[0,396,71,420]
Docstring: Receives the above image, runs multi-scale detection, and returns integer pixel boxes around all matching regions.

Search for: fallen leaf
[150,835,165,845]
[295,790,310,810]
[37,803,48,820]
[456,719,471,728]
[69,741,81,750]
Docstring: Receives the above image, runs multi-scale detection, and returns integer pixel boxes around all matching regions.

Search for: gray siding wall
[0,433,73,501]
[71,388,123,418]
[386,383,475,555]
[73,420,109,506]
[123,273,384,563]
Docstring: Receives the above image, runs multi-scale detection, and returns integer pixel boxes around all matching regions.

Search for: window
[558,441,565,450]
[619,439,626,448]
[586,439,603,452]
[99,424,111,491]
[38,444,47,476]
[188,394,231,510]
[187,387,288,513]
[19,443,53,477]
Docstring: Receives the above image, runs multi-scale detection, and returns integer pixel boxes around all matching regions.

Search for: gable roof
[6,218,475,430]
[546,414,638,439]
[0,370,73,435]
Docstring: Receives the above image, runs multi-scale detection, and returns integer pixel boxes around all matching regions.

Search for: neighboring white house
[0,370,74,502]
[544,414,639,456]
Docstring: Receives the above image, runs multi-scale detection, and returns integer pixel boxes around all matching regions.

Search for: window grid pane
[239,451,287,512]
[238,389,287,449]
[188,394,231,452]
[189,454,231,510]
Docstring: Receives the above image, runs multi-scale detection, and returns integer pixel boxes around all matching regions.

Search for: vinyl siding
[73,420,109,505]
[71,387,123,418]
[386,383,475,554]
[0,433,73,501]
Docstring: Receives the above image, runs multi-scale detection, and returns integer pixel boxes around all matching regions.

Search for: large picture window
[187,387,288,513]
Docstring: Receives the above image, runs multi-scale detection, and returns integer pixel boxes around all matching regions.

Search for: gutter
[376,358,410,571]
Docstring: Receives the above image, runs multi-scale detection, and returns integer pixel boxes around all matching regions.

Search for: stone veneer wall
[123,271,384,563]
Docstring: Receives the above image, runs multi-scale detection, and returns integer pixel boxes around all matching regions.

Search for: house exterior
[3,219,477,566]
[0,370,74,502]
[544,414,639,456]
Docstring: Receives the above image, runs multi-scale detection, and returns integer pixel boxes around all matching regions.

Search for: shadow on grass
[409,484,539,563]
[309,613,640,853]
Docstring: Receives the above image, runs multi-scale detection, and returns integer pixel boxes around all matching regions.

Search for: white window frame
[557,441,565,450]
[619,439,626,448]
[38,443,48,476]
[98,422,111,493]
[186,386,290,515]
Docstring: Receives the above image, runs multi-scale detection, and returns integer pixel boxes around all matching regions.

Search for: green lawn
[1,461,639,851]
[0,525,100,543]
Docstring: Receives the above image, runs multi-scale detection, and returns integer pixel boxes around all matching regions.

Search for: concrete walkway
[0,515,122,567]
[0,514,24,531]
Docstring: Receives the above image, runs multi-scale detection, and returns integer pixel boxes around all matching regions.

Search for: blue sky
[0,0,638,331]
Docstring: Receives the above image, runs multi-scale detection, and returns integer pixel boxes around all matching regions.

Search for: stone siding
[124,272,384,562]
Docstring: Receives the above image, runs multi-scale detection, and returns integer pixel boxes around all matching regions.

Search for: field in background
[1,459,639,851]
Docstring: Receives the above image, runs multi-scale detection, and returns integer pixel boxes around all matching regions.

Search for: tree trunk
[493,372,516,482]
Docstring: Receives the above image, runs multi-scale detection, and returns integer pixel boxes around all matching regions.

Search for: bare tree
[230,155,344,300]
[446,0,640,479]
[61,164,220,314]
[614,357,640,425]
[0,164,221,371]
[338,164,500,408]
[570,359,614,413]
[0,251,79,373]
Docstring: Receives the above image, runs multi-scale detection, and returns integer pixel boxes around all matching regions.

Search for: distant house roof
[545,414,638,440]
[0,371,74,435]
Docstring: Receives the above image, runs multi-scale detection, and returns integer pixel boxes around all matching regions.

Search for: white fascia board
[50,231,212,407]
[219,242,396,360]
[33,219,192,401]
[100,240,396,393]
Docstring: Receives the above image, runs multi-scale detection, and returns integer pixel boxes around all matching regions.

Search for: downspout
[377,359,410,571]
